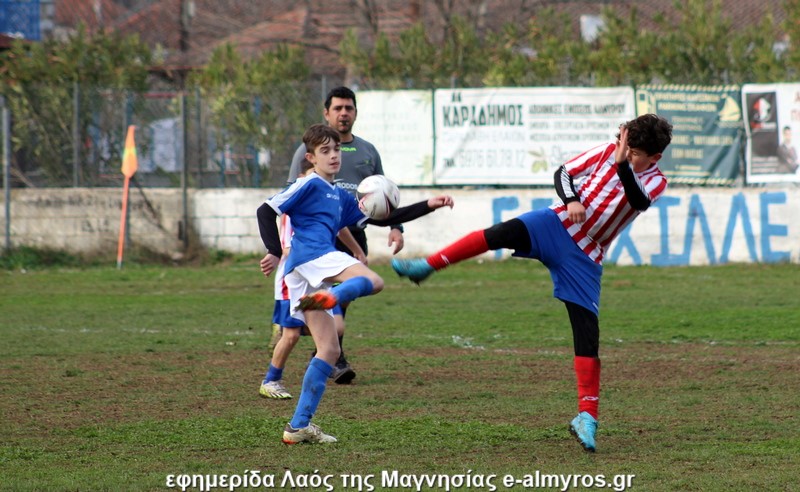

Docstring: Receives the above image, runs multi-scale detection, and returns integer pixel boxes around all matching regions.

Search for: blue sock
[264,364,283,384]
[289,358,333,429]
[330,276,374,305]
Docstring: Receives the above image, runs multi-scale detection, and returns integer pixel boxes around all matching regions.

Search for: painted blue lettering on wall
[720,193,758,263]
[760,192,790,262]
[649,195,717,266]
[608,225,641,265]
[531,198,553,211]
[491,191,791,266]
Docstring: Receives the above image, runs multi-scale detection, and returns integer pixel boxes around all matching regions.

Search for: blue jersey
[266,173,367,274]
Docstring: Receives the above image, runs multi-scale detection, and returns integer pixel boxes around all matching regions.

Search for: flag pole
[116,175,131,269]
[117,126,138,269]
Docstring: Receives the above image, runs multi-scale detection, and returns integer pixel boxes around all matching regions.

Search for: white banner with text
[432,87,636,185]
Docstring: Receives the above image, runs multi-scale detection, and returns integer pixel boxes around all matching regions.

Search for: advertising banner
[433,87,635,185]
[355,90,435,186]
[742,83,800,184]
[636,85,743,185]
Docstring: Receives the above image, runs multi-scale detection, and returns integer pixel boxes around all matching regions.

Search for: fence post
[181,92,189,251]
[195,88,203,187]
[2,95,11,252]
[72,81,80,187]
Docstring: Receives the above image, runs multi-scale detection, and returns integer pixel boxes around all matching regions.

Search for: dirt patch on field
[2,342,798,435]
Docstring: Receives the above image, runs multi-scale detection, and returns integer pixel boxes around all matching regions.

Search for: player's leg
[308,305,355,384]
[332,226,368,377]
[261,300,304,399]
[268,322,282,357]
[260,326,301,399]
[282,309,339,444]
[330,307,356,384]
[392,218,531,283]
[298,261,383,310]
[565,301,600,452]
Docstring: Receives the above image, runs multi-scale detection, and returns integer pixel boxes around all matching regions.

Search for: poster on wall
[742,83,800,184]
[354,90,435,186]
[636,85,743,185]
[433,87,635,185]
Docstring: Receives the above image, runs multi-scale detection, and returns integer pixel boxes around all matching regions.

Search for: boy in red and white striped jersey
[393,113,673,453]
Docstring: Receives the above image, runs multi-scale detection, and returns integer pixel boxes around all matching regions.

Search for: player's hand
[388,228,404,255]
[355,250,369,265]
[615,125,629,164]
[427,195,454,209]
[260,253,280,277]
[566,201,586,224]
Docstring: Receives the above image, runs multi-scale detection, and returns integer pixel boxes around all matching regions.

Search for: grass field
[1,260,799,491]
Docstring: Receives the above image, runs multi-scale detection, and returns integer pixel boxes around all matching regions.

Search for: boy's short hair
[299,158,314,175]
[622,114,673,156]
[324,86,357,110]
[303,124,340,154]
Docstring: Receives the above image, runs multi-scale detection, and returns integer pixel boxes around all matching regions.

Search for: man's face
[324,97,357,135]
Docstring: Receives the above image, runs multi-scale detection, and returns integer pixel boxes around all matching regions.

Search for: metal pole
[72,81,80,187]
[195,88,203,188]
[181,92,189,251]
[3,96,11,252]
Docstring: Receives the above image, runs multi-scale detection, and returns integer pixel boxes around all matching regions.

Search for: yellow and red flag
[117,125,137,268]
[121,125,138,178]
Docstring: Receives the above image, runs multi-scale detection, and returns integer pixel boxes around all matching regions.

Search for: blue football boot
[391,258,435,284]
[569,411,598,452]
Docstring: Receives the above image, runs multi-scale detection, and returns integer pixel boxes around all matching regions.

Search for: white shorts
[285,251,360,323]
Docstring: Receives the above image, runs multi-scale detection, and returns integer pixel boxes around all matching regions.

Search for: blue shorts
[271,300,343,330]
[512,208,603,315]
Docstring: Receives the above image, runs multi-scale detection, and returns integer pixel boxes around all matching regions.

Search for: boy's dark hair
[324,86,357,110]
[623,114,673,156]
[303,123,340,154]
[299,157,314,175]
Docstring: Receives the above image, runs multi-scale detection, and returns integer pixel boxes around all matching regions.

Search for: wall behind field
[2,187,798,266]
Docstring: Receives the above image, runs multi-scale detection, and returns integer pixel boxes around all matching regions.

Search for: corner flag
[121,126,138,177]
[117,125,138,268]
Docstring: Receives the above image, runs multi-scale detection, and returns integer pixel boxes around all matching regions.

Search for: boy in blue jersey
[259,160,365,400]
[257,124,454,444]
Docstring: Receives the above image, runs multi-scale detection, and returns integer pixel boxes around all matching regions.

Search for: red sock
[426,230,489,270]
[574,356,601,419]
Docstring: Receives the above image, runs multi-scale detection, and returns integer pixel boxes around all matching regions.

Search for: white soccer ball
[356,175,400,220]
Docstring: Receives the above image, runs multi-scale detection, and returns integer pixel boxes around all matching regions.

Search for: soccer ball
[356,175,400,220]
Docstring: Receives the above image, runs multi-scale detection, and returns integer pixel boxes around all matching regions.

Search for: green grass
[1,260,799,491]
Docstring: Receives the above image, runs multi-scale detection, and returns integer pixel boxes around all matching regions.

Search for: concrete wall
[3,187,800,266]
[1,188,185,258]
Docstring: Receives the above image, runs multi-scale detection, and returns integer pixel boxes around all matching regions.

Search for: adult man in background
[287,86,405,384]
[777,126,799,174]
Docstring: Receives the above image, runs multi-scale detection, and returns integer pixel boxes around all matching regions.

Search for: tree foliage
[340,0,793,89]
[0,26,151,186]
[188,43,311,186]
[340,17,491,89]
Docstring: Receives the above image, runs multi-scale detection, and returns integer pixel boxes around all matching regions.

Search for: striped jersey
[273,214,293,302]
[550,142,668,264]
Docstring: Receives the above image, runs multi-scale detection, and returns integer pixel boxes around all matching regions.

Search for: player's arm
[365,196,454,227]
[369,147,405,251]
[554,165,586,223]
[337,227,367,264]
[615,161,651,210]
[554,165,580,205]
[614,128,652,211]
[256,203,282,275]
[371,149,404,231]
